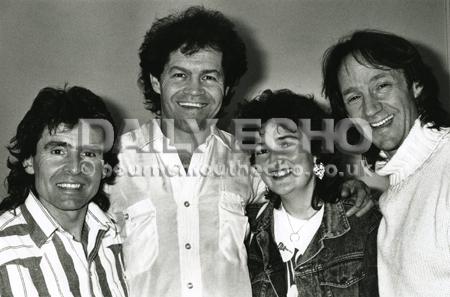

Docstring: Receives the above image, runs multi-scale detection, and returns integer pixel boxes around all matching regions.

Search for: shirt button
[185,243,191,249]
[187,282,193,289]
[184,201,190,207]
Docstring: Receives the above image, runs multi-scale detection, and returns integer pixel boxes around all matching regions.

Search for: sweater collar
[376,118,449,185]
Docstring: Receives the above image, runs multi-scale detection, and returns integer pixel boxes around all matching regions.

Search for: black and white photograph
[0,1,449,296]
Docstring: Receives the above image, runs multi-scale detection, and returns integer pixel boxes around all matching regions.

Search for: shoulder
[340,200,381,234]
[0,207,24,231]
[118,121,153,148]
[246,202,271,230]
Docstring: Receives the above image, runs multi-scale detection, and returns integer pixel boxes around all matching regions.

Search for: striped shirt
[0,193,128,297]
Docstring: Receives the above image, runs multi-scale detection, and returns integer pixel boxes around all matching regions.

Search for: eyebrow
[43,141,71,150]
[168,66,223,77]
[341,73,392,96]
[370,73,391,83]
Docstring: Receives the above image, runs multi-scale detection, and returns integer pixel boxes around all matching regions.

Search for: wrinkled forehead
[43,122,106,146]
[339,53,394,75]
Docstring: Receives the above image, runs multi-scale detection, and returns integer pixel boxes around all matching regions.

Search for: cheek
[260,175,273,188]
[80,160,104,178]
[344,104,361,117]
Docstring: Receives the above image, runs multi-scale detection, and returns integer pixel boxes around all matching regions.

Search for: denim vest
[245,200,380,297]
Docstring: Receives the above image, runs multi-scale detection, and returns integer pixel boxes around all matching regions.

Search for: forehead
[260,119,300,139]
[338,54,406,85]
[165,47,224,71]
[38,123,105,147]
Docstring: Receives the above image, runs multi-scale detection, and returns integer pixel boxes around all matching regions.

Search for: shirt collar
[21,192,115,248]
[253,200,350,262]
[376,118,450,185]
[134,119,233,151]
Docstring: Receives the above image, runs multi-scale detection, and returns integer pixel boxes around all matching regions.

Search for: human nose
[363,95,382,117]
[183,78,205,95]
[269,151,288,166]
[64,152,82,174]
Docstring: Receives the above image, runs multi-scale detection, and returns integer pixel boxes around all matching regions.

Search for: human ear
[412,82,423,99]
[150,74,161,95]
[101,161,109,179]
[23,157,35,175]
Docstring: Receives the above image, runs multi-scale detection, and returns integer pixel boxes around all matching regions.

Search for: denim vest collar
[252,200,351,267]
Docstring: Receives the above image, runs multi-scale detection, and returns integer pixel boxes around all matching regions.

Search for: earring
[313,161,325,180]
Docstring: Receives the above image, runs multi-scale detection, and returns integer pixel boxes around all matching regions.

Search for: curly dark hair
[138,6,247,115]
[322,29,450,165]
[2,86,119,213]
[238,89,344,210]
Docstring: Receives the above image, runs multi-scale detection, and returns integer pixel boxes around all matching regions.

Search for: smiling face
[254,119,315,201]
[24,123,106,219]
[337,54,422,156]
[150,47,228,132]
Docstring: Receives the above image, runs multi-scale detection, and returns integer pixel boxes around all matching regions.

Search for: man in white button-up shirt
[108,6,258,297]
[109,7,373,297]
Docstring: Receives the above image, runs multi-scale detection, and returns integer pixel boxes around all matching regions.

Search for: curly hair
[238,89,344,210]
[138,6,247,115]
[322,29,450,165]
[2,86,119,213]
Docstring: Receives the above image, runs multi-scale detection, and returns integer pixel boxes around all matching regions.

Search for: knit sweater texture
[376,119,450,297]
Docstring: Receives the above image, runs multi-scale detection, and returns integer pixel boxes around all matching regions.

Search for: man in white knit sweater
[322,29,450,297]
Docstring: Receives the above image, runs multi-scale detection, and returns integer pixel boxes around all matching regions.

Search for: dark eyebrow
[201,69,223,77]
[168,66,190,74]
[43,141,71,150]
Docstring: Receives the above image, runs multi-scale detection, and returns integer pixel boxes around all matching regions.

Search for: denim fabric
[246,200,380,297]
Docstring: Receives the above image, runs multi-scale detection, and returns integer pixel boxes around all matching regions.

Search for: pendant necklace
[283,205,307,242]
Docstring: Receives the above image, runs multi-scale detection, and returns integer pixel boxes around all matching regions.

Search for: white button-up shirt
[108,120,263,297]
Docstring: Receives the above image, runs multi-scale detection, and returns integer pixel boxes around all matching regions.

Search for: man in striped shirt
[0,86,128,296]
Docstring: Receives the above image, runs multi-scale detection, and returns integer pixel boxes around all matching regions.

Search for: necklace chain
[282,205,307,242]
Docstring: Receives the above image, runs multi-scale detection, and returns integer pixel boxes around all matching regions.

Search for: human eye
[376,81,392,91]
[202,74,218,82]
[345,94,362,104]
[171,72,187,79]
[81,150,102,159]
[280,141,293,148]
[50,147,66,155]
[202,72,221,82]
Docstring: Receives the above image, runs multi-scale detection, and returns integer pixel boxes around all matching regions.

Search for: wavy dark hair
[322,29,450,165]
[138,6,247,115]
[238,89,344,210]
[2,86,119,213]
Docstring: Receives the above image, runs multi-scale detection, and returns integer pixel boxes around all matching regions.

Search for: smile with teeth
[57,183,82,190]
[178,102,207,108]
[269,168,292,178]
[371,115,394,128]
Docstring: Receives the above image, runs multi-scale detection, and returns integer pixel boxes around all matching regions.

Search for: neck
[161,119,212,153]
[281,178,317,220]
[46,205,87,241]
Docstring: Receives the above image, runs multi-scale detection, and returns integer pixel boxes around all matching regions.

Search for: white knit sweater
[376,119,450,297]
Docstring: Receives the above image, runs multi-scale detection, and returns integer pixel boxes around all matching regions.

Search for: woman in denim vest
[240,89,380,297]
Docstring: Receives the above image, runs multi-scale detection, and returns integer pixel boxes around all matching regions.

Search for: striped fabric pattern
[0,193,128,297]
